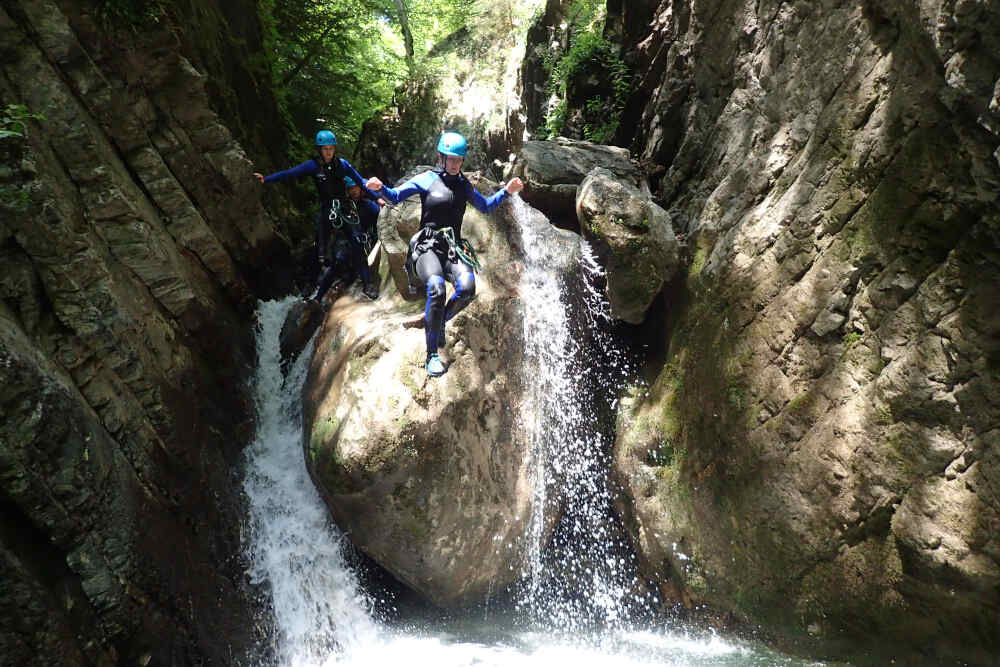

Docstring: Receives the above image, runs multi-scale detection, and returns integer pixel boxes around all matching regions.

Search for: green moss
[398,362,422,396]
[875,404,894,425]
[785,392,813,415]
[329,328,346,354]
[653,446,691,507]
[309,416,340,465]
[689,243,709,278]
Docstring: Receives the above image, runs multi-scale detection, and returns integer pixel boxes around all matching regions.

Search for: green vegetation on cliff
[540,0,630,143]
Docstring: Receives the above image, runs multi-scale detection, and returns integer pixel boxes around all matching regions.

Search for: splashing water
[242,298,380,666]
[241,222,825,666]
[509,196,647,633]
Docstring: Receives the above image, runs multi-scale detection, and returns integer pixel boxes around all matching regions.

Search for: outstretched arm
[255,160,319,184]
[365,172,434,204]
[466,177,524,214]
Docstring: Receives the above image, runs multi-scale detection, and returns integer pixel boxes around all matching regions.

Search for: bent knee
[456,273,476,299]
[426,275,447,302]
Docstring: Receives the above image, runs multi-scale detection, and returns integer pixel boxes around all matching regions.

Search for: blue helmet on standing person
[436,131,467,157]
[316,130,337,147]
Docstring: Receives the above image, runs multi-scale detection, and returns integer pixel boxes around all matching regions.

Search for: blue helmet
[437,131,467,157]
[343,175,359,188]
[315,130,337,147]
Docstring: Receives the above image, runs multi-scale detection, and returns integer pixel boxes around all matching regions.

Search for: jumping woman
[365,131,524,376]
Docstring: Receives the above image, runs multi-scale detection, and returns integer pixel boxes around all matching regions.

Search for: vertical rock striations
[1,0,290,662]
[600,0,1000,662]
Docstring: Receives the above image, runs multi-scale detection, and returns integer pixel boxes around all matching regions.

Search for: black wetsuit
[263,157,376,299]
[376,169,508,356]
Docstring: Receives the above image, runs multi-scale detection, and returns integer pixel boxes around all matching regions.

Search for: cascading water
[511,196,646,633]
[241,206,824,666]
[243,298,381,666]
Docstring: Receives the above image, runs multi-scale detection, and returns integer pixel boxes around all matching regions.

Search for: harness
[326,198,360,229]
[407,225,481,287]
[439,227,481,271]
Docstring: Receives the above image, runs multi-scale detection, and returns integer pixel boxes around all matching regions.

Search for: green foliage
[260,0,401,147]
[0,105,38,210]
[405,0,477,57]
[545,98,568,138]
[543,4,630,143]
[0,105,44,141]
[258,0,508,156]
[97,0,166,28]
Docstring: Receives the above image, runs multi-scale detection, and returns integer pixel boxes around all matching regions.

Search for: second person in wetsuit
[366,131,524,377]
[254,129,379,302]
[342,175,382,300]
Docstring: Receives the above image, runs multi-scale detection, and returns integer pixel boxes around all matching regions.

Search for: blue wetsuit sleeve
[377,171,435,204]
[466,181,509,214]
[263,160,318,183]
[358,199,380,230]
[340,159,381,200]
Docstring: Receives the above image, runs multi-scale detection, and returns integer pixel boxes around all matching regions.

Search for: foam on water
[241,208,822,667]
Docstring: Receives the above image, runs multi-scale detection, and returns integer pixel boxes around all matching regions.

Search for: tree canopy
[260,0,480,153]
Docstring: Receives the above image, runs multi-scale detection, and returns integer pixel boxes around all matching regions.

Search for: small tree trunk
[392,0,415,73]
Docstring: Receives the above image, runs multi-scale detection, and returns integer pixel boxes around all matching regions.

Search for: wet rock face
[508,137,645,224]
[0,1,287,663]
[303,190,581,606]
[279,299,324,375]
[576,167,681,324]
[600,0,1000,662]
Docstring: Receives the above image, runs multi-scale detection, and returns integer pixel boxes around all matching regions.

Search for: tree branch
[392,0,415,72]
[280,22,338,86]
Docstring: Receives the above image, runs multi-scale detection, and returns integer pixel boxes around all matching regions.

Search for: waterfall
[242,298,380,666]
[510,196,648,633]
[240,237,819,666]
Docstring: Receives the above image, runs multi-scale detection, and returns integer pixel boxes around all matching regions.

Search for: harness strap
[439,227,482,271]
[327,199,361,229]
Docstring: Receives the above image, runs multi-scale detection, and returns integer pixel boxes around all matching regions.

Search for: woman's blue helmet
[343,175,359,188]
[316,130,337,147]
[437,131,467,157]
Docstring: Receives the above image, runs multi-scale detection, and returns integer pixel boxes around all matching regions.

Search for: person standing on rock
[365,131,524,377]
[343,175,383,300]
[254,130,380,302]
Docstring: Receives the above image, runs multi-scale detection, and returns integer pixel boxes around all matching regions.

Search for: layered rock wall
[606,0,1000,661]
[520,0,1000,662]
[0,0,289,662]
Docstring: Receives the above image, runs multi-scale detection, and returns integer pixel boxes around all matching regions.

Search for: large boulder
[576,167,681,324]
[303,187,582,606]
[507,138,645,223]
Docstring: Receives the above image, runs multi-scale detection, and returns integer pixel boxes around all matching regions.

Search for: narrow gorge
[2,0,997,665]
